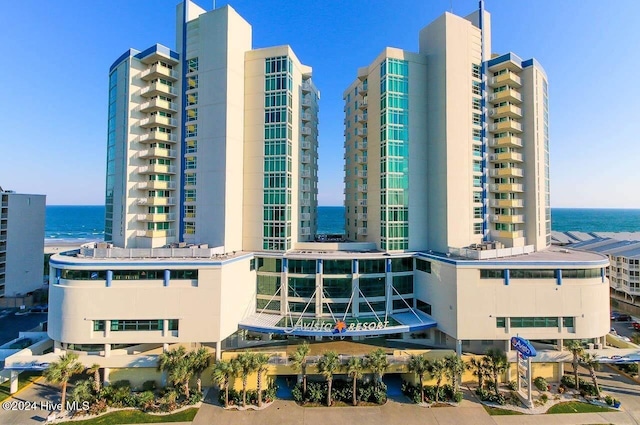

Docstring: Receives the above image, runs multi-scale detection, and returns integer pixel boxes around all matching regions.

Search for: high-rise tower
[105,1,319,252]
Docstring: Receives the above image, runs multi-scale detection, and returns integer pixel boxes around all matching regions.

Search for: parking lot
[0,310,47,346]
[610,310,639,343]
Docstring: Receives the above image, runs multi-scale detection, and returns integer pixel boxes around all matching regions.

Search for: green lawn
[61,408,198,425]
[546,401,615,414]
[0,371,42,402]
[483,405,524,415]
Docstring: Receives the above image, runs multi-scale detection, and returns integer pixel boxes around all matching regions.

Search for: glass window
[256,257,281,272]
[416,300,432,315]
[510,317,559,328]
[359,276,386,297]
[496,317,506,328]
[323,278,352,298]
[359,301,386,313]
[416,259,431,273]
[323,260,351,275]
[93,320,105,331]
[257,299,281,311]
[510,269,556,279]
[167,319,179,331]
[393,298,413,310]
[391,257,413,272]
[169,270,198,280]
[288,277,316,297]
[257,275,281,295]
[288,259,316,274]
[480,269,504,279]
[110,320,163,331]
[563,317,574,327]
[359,259,385,274]
[392,275,413,294]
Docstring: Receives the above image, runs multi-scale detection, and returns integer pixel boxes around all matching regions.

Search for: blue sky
[1,0,638,207]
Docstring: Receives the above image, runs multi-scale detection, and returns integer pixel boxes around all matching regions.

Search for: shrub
[307,382,325,404]
[452,391,463,403]
[136,390,155,409]
[557,385,566,394]
[539,393,548,404]
[71,379,95,405]
[142,380,157,392]
[89,399,108,416]
[561,375,576,389]
[605,395,614,406]
[263,381,278,402]
[188,392,203,405]
[507,380,517,391]
[112,380,131,389]
[292,384,303,403]
[372,383,387,404]
[534,377,548,392]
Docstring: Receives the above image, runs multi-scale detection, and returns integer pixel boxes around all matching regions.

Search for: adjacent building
[0,187,46,298]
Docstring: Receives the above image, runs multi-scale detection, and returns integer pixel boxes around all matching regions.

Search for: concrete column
[10,370,19,394]
[456,339,462,356]
[104,343,111,357]
[316,259,323,316]
[103,367,111,386]
[557,338,563,351]
[558,362,564,379]
[163,319,169,337]
[105,320,111,338]
[106,270,113,287]
[163,343,169,352]
[163,269,170,287]
[215,341,221,361]
[54,340,62,354]
[385,259,392,315]
[352,273,359,318]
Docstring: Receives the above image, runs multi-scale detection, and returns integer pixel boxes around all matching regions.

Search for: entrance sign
[511,336,536,358]
[512,336,536,408]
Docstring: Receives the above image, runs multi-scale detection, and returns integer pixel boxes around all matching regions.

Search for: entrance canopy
[238,310,437,337]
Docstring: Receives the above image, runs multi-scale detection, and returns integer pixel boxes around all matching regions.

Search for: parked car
[632,321,640,331]
[29,304,48,313]
[611,311,632,321]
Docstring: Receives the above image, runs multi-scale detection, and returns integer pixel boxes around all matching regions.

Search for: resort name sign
[511,336,537,358]
[285,319,390,334]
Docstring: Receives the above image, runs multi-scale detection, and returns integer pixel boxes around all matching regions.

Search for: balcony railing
[300,227,311,236]
[358,213,368,220]
[300,213,311,221]
[140,64,179,81]
[490,121,523,133]
[137,165,177,174]
[301,199,311,206]
[357,185,368,192]
[136,197,176,206]
[301,140,312,150]
[136,229,177,238]
[490,136,523,148]
[301,127,312,136]
[489,89,522,104]
[356,157,368,164]
[138,131,177,143]
[139,116,178,128]
[138,99,178,113]
[301,81,312,93]
[356,170,368,178]
[301,155,311,164]
[489,199,524,208]
[135,148,177,159]
[358,200,368,206]
[489,168,524,177]
[355,128,368,137]
[355,141,368,150]
[489,152,523,162]
[136,213,177,222]
[301,169,311,178]
[490,183,523,192]
[489,72,522,88]
[491,214,524,223]
[138,83,178,98]
[301,113,312,122]
[301,184,311,192]
[357,227,368,235]
[356,113,368,122]
[135,181,176,190]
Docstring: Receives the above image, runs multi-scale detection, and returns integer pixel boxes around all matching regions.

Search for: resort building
[344,8,550,253]
[105,1,319,251]
[20,1,610,389]
[0,187,46,298]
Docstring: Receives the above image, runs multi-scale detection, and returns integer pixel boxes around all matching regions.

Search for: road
[0,311,47,345]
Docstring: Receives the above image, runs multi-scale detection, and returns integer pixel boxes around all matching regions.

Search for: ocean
[44,206,640,243]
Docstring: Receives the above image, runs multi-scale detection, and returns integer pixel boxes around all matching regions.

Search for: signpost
[511,336,536,408]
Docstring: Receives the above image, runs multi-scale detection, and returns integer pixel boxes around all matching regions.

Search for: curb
[605,364,640,385]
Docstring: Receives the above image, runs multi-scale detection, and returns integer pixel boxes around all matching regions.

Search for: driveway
[0,378,59,425]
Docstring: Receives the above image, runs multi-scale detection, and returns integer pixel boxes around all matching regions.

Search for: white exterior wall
[521,64,550,251]
[47,256,255,345]
[419,13,485,252]
[0,193,45,297]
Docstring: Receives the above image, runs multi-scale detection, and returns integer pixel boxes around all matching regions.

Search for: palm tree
[188,347,211,394]
[365,348,389,388]
[469,356,486,389]
[483,349,508,397]
[317,351,341,406]
[345,356,364,406]
[211,360,235,408]
[581,353,601,398]
[86,364,101,393]
[233,352,257,407]
[157,345,186,389]
[444,355,467,395]
[407,354,430,403]
[565,340,584,391]
[254,353,271,407]
[427,358,447,403]
[44,352,84,413]
[157,346,197,398]
[289,341,311,396]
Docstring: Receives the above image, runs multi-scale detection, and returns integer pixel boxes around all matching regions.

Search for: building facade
[105,1,319,252]
[34,2,610,382]
[0,188,46,297]
[344,7,550,253]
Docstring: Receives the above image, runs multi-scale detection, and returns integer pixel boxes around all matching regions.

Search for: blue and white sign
[511,336,537,358]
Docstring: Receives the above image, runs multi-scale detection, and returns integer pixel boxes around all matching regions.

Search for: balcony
[302,81,312,93]
[140,63,179,81]
[493,230,524,239]
[357,184,368,192]
[301,184,311,192]
[138,82,178,98]
[358,200,368,206]
[356,113,368,122]
[355,128,368,137]
[490,120,523,133]
[359,97,368,109]
[489,167,524,178]
[490,136,523,148]
[355,141,368,150]
[357,227,368,235]
[301,169,311,178]
[489,72,522,88]
[490,183,523,193]
[356,170,368,178]
[137,164,177,174]
[302,98,313,108]
[300,213,311,221]
[136,197,176,206]
[301,113,312,122]
[489,199,524,208]
[301,154,311,164]
[300,227,311,236]
[138,131,177,144]
[489,152,523,162]
[489,89,522,104]
[489,104,522,119]
[136,229,176,238]
[358,213,368,220]
[301,140,312,150]
[139,99,178,113]
[139,115,177,128]
[301,199,311,206]
[358,83,368,95]
[301,127,312,136]
[136,147,177,159]
[491,215,524,224]
[135,181,176,190]
[356,157,368,164]
[136,213,176,222]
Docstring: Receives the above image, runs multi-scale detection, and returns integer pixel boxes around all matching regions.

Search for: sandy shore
[44,240,96,254]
